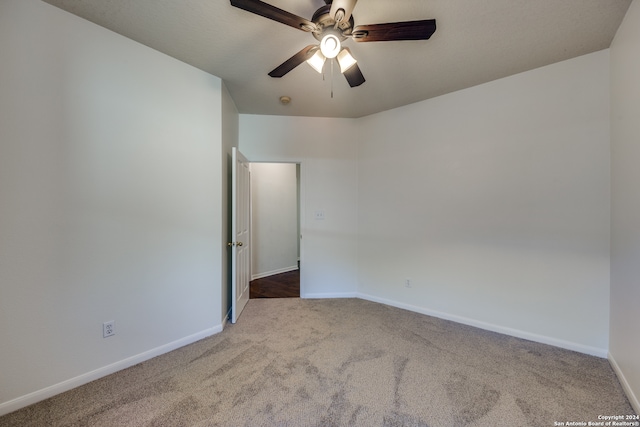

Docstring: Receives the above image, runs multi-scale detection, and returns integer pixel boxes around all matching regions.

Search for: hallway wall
[251,162,298,279]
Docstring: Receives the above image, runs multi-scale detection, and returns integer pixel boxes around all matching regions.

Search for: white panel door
[231,147,251,323]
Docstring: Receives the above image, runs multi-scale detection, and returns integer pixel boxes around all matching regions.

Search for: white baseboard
[0,325,223,417]
[356,293,608,358]
[609,352,640,415]
[302,292,357,299]
[251,265,298,281]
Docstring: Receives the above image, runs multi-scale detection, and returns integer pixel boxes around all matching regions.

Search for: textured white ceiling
[42,0,631,118]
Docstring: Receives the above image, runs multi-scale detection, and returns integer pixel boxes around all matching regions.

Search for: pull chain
[331,59,334,99]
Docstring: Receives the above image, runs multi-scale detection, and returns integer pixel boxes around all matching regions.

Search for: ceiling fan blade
[352,19,436,42]
[343,63,365,87]
[230,0,316,32]
[268,45,317,78]
[330,0,358,24]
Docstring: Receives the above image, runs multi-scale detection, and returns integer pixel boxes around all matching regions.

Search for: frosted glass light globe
[320,34,341,59]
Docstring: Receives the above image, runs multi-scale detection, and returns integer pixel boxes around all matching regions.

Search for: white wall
[357,50,611,356]
[251,163,298,279]
[239,116,359,298]
[610,0,640,413]
[0,0,223,414]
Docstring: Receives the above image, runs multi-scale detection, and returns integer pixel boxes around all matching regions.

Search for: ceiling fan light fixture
[337,48,357,73]
[306,49,326,73]
[320,33,341,59]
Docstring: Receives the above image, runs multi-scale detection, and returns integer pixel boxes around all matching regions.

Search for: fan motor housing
[311,5,354,41]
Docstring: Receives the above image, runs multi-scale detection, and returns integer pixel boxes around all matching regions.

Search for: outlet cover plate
[103,320,115,338]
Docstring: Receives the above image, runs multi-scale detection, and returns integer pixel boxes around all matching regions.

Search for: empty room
[1,0,639,425]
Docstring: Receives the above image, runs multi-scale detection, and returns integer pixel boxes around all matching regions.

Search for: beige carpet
[1,298,634,426]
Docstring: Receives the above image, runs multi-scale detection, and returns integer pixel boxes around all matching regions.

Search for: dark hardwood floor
[250,269,300,298]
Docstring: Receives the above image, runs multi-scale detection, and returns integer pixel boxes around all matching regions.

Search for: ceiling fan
[230,0,437,88]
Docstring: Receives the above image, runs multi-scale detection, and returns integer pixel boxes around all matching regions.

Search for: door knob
[237,242,243,247]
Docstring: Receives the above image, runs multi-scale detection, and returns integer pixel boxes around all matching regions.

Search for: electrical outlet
[405,279,412,288]
[103,320,115,338]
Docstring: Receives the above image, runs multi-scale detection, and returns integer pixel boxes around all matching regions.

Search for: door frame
[248,160,305,298]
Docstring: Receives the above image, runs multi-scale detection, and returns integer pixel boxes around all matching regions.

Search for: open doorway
[249,162,301,298]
